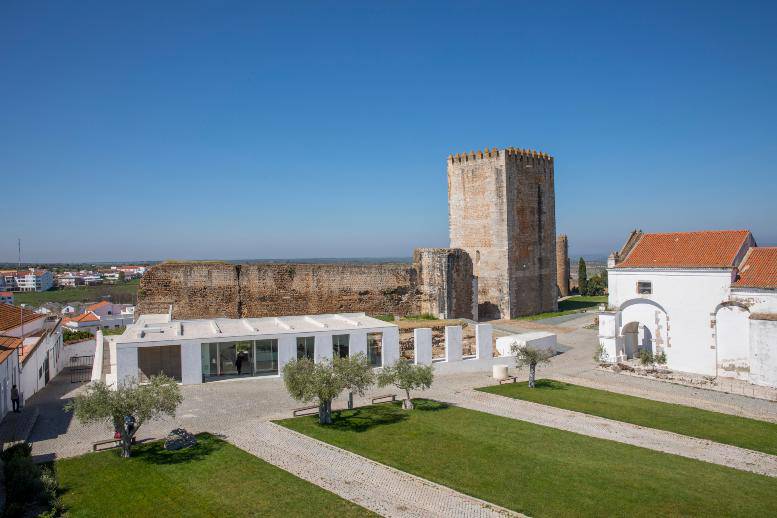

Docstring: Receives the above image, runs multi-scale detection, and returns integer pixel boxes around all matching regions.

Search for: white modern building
[63,302,135,333]
[106,312,400,386]
[599,230,777,387]
[0,269,54,292]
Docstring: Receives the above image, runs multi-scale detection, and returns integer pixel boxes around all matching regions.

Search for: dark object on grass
[164,428,197,451]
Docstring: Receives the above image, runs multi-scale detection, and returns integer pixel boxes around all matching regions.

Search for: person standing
[11,384,20,413]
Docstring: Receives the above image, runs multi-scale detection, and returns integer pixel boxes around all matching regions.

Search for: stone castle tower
[556,234,570,297]
[448,147,557,319]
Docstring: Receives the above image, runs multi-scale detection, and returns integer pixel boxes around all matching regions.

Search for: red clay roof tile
[616,230,752,269]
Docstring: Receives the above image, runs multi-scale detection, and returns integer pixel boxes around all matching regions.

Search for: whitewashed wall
[607,268,733,375]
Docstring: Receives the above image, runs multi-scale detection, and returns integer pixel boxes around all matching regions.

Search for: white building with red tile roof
[63,302,135,333]
[600,230,777,387]
[0,303,65,418]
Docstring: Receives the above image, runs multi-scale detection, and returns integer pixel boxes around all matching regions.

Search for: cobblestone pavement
[24,312,777,467]
[227,421,519,518]
[443,388,777,478]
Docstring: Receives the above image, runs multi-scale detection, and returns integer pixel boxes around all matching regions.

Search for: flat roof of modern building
[116,312,397,345]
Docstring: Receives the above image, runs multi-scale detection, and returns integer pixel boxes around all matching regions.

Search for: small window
[332,334,350,359]
[637,281,652,295]
[296,336,315,360]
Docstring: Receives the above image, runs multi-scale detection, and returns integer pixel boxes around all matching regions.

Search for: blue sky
[2,1,776,262]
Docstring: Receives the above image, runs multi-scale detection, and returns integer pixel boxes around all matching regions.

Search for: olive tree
[282,353,374,424]
[512,344,555,388]
[334,353,375,409]
[65,374,182,458]
[377,360,434,410]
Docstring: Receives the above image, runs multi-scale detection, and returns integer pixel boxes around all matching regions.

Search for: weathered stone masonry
[138,249,475,320]
[138,146,557,321]
[448,148,557,319]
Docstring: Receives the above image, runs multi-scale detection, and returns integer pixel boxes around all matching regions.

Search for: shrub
[654,351,667,365]
[593,343,610,364]
[1,441,32,462]
[638,349,654,366]
[4,453,42,504]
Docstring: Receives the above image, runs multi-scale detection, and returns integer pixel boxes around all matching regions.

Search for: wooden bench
[498,376,519,384]
[371,394,397,404]
[93,438,120,451]
[292,405,319,417]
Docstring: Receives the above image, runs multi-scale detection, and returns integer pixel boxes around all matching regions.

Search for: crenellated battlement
[448,147,553,164]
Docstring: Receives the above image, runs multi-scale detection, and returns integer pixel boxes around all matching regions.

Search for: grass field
[515,295,607,320]
[278,400,777,517]
[13,279,139,306]
[478,379,777,455]
[55,434,371,517]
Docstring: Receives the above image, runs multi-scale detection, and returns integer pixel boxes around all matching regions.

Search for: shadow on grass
[532,379,569,390]
[126,433,224,465]
[325,399,450,432]
[557,299,602,311]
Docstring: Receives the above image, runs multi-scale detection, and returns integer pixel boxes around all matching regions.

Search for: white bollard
[493,364,509,380]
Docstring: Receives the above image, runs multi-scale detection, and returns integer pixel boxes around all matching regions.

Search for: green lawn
[13,279,139,306]
[278,400,777,517]
[515,295,607,320]
[479,379,777,455]
[55,433,371,517]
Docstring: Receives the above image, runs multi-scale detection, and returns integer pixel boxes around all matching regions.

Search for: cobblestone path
[227,420,521,518]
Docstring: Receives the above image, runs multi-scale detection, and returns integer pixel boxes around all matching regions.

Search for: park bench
[498,376,518,384]
[292,405,319,417]
[371,394,397,404]
[92,438,120,451]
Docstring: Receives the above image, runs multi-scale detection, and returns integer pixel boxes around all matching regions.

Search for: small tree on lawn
[334,352,375,409]
[65,374,182,458]
[283,358,341,424]
[377,360,434,410]
[512,344,555,388]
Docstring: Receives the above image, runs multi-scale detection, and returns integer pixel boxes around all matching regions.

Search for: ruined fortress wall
[505,149,557,317]
[138,251,476,321]
[137,262,241,319]
[556,234,570,297]
[238,263,419,318]
[414,248,475,320]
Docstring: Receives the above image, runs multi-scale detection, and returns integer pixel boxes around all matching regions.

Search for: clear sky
[2,1,776,263]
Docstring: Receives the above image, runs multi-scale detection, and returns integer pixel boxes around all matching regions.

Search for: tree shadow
[127,433,223,465]
[325,399,451,432]
[412,399,449,412]
[558,299,602,311]
[533,379,569,390]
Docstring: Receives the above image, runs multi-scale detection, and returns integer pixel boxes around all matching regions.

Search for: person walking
[11,384,20,413]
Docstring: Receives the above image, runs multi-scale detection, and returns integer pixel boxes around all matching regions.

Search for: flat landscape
[479,379,777,455]
[278,400,777,517]
[12,279,139,306]
[55,434,371,517]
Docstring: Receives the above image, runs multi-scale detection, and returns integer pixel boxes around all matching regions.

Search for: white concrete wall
[0,354,19,419]
[445,325,462,362]
[715,305,750,379]
[496,332,556,357]
[414,328,432,365]
[277,335,296,372]
[116,347,138,387]
[607,268,733,375]
[180,341,202,385]
[475,324,492,360]
[350,331,368,357]
[382,327,400,366]
[749,318,777,387]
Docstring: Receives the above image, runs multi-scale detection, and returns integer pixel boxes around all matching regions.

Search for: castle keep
[138,147,557,321]
[448,148,557,319]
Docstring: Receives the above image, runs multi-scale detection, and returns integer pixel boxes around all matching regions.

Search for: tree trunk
[319,400,333,424]
[403,389,414,410]
[529,363,536,388]
[347,391,354,410]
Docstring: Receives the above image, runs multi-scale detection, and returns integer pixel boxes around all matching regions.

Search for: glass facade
[202,339,278,380]
[332,334,350,358]
[367,332,383,367]
[297,336,315,360]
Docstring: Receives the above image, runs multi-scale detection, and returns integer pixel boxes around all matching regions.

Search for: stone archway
[617,299,668,361]
[715,303,750,380]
